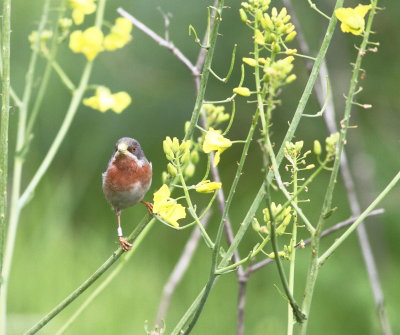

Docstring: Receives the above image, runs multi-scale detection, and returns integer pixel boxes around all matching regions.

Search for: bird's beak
[117,142,129,155]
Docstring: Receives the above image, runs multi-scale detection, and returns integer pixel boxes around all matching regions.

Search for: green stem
[174,83,261,335]
[300,2,377,333]
[26,0,67,138]
[55,219,155,335]
[177,163,214,248]
[184,0,224,141]
[319,172,400,265]
[0,0,51,331]
[23,214,152,335]
[0,0,11,288]
[287,165,298,335]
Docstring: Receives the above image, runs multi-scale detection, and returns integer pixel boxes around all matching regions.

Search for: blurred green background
[6,0,400,334]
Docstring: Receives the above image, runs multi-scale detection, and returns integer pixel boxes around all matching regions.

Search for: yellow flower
[69,0,97,25]
[83,87,131,113]
[104,18,133,51]
[335,4,371,36]
[195,180,222,193]
[153,184,186,227]
[203,128,232,166]
[69,26,104,61]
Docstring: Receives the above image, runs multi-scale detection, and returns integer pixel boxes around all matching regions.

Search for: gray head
[113,137,147,162]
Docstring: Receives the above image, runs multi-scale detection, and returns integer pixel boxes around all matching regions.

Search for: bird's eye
[128,146,137,153]
[115,146,118,152]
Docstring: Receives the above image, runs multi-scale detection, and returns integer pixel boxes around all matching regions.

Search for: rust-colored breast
[104,156,152,192]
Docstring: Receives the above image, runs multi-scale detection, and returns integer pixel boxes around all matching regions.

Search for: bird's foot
[141,200,153,214]
[118,236,133,251]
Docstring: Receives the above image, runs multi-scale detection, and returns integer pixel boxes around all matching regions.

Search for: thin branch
[55,219,155,335]
[23,214,152,335]
[117,8,199,76]
[154,211,212,325]
[248,209,384,273]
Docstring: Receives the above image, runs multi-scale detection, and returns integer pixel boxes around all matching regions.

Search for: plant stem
[287,164,298,335]
[319,171,400,265]
[176,163,214,248]
[183,0,224,141]
[23,214,152,335]
[0,0,11,288]
[55,218,155,335]
[26,0,67,138]
[0,0,51,331]
[300,1,378,333]
[174,90,261,335]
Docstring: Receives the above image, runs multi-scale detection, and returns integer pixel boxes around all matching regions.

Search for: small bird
[102,137,152,251]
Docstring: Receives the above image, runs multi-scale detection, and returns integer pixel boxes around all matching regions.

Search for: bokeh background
[7,0,400,334]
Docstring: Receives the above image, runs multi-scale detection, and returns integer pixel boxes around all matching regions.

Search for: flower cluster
[83,86,131,113]
[234,2,297,104]
[335,4,371,36]
[284,141,314,171]
[202,104,230,128]
[253,202,292,236]
[153,185,186,227]
[162,137,199,181]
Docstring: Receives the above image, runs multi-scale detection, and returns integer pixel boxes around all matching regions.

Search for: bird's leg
[117,214,132,251]
[140,200,153,214]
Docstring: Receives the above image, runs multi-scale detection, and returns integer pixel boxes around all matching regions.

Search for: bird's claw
[141,201,154,214]
[118,236,133,251]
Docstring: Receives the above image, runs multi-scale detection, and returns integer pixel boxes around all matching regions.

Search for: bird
[102,137,153,251]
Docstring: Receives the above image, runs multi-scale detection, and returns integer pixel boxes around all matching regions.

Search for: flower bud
[271,42,281,53]
[285,74,296,84]
[161,171,170,183]
[254,29,265,45]
[313,140,322,156]
[171,137,180,153]
[184,162,195,178]
[167,163,177,176]
[163,137,174,158]
[285,30,297,42]
[239,8,248,22]
[180,150,190,164]
[191,150,200,163]
[233,87,251,97]
[242,57,257,67]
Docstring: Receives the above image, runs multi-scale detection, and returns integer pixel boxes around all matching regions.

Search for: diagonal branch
[117,8,199,76]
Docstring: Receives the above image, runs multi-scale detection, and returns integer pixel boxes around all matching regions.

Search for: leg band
[117,227,123,237]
